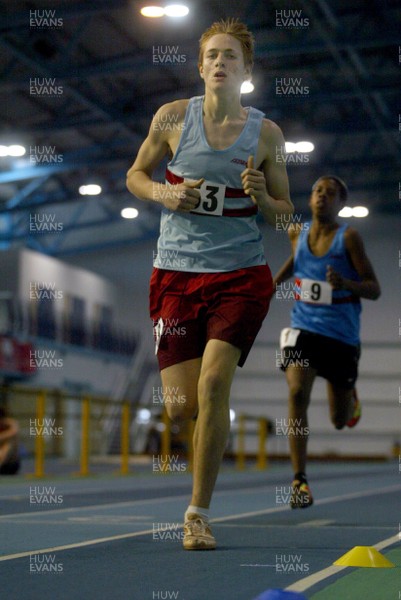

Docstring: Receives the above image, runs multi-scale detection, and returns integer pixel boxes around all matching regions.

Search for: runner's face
[199,34,250,92]
[309,178,342,221]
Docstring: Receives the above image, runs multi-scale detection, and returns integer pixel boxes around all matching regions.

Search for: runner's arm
[273,255,294,287]
[242,121,293,225]
[273,227,300,287]
[326,228,381,300]
[0,418,18,443]
[126,103,202,211]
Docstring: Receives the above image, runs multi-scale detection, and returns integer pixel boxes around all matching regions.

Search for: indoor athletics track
[0,461,400,600]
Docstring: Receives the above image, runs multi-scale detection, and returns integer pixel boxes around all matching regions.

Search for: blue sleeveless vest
[291,223,361,346]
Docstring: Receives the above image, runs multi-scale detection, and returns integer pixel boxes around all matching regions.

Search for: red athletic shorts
[149,264,273,370]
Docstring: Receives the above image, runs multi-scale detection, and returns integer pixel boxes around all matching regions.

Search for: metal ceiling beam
[0,0,130,32]
[315,0,396,136]
[5,176,50,209]
[0,213,123,243]
[299,0,400,154]
[0,37,143,144]
[1,148,397,208]
[0,32,398,88]
[3,81,398,124]
[0,148,129,183]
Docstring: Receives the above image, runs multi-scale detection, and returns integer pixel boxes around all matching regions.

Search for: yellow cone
[334,546,395,568]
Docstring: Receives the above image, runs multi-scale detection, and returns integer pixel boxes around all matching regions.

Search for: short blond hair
[198,18,254,69]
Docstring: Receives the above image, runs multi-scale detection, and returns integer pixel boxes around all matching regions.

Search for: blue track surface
[0,461,399,599]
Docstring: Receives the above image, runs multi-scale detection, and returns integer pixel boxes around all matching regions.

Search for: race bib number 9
[300,278,332,304]
[191,181,226,216]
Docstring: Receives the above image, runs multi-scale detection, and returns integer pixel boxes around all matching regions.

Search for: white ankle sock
[185,505,209,522]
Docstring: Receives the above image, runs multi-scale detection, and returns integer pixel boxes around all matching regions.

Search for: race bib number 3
[300,278,332,304]
[191,181,226,216]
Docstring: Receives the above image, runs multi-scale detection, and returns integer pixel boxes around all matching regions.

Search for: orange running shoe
[290,480,314,509]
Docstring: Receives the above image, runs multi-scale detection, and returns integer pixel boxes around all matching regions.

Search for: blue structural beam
[6,176,50,209]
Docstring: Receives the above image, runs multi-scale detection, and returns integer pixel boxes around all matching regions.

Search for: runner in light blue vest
[127,18,294,549]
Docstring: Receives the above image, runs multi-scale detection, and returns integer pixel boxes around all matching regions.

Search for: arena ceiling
[1,0,400,256]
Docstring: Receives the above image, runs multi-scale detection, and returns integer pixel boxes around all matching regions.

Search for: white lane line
[285,533,400,593]
[0,529,156,562]
[240,564,276,568]
[0,494,191,520]
[0,483,273,520]
[210,484,401,524]
[1,480,400,521]
[0,484,400,563]
[296,519,334,527]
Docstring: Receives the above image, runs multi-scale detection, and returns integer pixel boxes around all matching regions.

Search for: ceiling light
[285,142,296,153]
[9,144,26,156]
[285,141,314,153]
[241,81,254,94]
[338,207,353,217]
[339,206,369,218]
[121,207,139,219]
[140,6,165,17]
[164,4,189,17]
[352,206,369,217]
[295,141,314,153]
[0,144,26,157]
[79,184,102,195]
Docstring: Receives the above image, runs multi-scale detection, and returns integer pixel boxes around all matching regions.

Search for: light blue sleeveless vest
[154,95,267,272]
